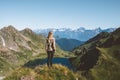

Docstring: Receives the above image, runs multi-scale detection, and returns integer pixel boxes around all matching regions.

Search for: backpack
[46,39,55,51]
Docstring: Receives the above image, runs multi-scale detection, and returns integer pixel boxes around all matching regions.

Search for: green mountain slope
[71,27,120,80]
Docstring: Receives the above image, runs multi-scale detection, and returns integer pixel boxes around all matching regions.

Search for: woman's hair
[47,31,53,39]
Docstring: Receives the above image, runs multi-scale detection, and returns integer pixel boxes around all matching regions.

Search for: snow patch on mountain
[0,36,6,47]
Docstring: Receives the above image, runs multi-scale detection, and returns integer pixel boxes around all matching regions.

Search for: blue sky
[0,0,120,30]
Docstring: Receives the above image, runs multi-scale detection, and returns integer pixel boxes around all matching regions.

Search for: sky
[0,0,120,30]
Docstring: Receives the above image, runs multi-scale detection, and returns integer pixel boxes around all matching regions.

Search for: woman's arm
[45,39,48,52]
[53,38,56,51]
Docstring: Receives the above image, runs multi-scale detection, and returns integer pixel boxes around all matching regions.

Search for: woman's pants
[47,51,54,67]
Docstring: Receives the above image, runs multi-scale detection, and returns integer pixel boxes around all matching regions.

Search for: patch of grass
[0,58,13,76]
[4,67,34,80]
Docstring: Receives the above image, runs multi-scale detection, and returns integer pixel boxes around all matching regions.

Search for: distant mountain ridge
[34,27,116,41]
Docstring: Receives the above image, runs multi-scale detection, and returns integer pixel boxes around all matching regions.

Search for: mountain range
[70,27,120,80]
[34,27,116,41]
[0,25,67,76]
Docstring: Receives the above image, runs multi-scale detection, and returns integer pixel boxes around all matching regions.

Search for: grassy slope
[90,46,120,80]
[4,64,79,80]
[0,58,13,76]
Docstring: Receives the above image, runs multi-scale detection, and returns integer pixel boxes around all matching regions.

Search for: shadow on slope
[79,48,100,71]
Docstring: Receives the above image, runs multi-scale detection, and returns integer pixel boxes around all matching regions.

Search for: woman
[45,31,56,67]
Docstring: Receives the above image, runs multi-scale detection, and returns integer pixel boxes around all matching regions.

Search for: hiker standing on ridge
[45,31,56,67]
